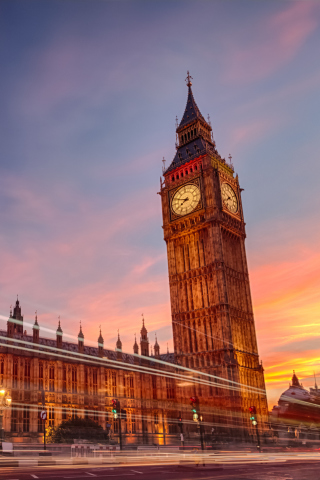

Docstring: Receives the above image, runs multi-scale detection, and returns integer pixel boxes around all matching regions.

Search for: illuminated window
[72,367,77,394]
[39,362,44,390]
[93,370,98,395]
[112,372,117,396]
[48,406,54,427]
[152,376,157,400]
[166,377,175,400]
[62,366,67,393]
[84,368,88,394]
[49,365,55,392]
[13,359,18,388]
[129,375,134,398]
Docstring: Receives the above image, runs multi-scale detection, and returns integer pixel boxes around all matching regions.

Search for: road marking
[86,474,97,477]
[131,471,143,474]
[31,476,39,479]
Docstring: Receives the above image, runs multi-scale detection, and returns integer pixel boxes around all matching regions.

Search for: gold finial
[185,71,193,87]
[228,154,232,162]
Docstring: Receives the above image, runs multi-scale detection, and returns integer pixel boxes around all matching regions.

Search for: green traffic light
[192,409,197,413]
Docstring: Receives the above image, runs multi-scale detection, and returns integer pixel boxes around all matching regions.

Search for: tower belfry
[160,73,268,433]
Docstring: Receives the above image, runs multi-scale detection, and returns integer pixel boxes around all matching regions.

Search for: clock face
[171,184,201,216]
[221,183,238,213]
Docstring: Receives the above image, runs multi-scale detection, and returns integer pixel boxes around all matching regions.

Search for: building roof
[178,84,207,130]
[0,329,176,368]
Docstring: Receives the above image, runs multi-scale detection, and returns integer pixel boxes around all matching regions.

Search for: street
[1,452,320,480]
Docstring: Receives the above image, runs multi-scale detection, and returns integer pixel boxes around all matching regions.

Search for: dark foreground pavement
[1,461,320,480]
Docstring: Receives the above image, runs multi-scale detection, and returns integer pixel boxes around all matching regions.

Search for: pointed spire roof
[154,334,159,347]
[116,331,122,350]
[292,370,301,387]
[133,333,139,354]
[98,326,104,345]
[78,321,84,340]
[56,317,62,334]
[33,311,39,329]
[178,72,207,130]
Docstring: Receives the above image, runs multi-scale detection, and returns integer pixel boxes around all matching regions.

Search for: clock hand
[180,197,189,205]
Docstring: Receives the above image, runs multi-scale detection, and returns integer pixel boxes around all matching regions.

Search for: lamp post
[0,388,12,444]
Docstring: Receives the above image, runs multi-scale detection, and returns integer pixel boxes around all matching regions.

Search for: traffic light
[112,399,118,419]
[190,396,199,422]
[249,406,257,426]
[178,416,183,431]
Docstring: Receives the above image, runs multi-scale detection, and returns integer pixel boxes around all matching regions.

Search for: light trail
[0,333,266,396]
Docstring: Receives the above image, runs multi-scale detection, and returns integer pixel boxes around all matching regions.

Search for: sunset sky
[1,0,320,408]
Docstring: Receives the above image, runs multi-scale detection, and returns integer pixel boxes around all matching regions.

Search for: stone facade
[160,75,268,437]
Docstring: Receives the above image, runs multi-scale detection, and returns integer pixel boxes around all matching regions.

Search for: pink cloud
[223,2,318,83]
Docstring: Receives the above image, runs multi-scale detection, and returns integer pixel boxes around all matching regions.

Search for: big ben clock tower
[160,73,268,432]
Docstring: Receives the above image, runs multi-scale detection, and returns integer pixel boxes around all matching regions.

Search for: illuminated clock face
[221,183,238,213]
[171,184,201,216]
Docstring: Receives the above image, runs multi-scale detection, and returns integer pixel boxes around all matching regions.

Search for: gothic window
[154,412,159,433]
[23,406,30,432]
[11,407,18,432]
[62,366,67,393]
[132,412,136,434]
[93,370,98,395]
[123,375,126,398]
[171,176,174,181]
[62,407,67,421]
[13,358,18,388]
[129,374,134,398]
[166,377,175,400]
[0,357,4,385]
[39,362,44,390]
[105,370,109,396]
[24,360,30,390]
[112,371,117,396]
[84,368,88,394]
[48,406,55,427]
[72,367,77,394]
[152,375,157,400]
[49,365,55,392]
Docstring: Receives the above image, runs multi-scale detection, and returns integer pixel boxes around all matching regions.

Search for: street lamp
[0,388,12,442]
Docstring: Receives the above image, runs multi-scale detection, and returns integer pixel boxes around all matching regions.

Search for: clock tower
[160,73,268,433]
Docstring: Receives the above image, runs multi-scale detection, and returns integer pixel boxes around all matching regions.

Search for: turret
[140,316,149,357]
[116,331,122,360]
[33,311,40,344]
[7,296,24,337]
[98,328,104,357]
[133,334,139,355]
[154,334,160,359]
[78,322,84,353]
[56,318,63,349]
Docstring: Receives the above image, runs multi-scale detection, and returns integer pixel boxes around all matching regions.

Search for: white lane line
[86,474,97,477]
[31,476,39,479]
[131,471,143,474]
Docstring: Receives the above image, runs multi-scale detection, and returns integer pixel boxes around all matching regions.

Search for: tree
[46,416,109,443]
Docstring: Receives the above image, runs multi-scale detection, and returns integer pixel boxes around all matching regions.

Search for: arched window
[171,176,174,182]
[24,360,30,390]
[72,367,77,393]
[39,362,44,390]
[49,365,55,392]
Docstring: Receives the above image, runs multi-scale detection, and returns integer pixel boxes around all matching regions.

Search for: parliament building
[0,75,268,445]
